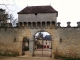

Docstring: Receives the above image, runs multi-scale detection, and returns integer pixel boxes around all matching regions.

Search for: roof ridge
[27,5,51,7]
[18,5,58,14]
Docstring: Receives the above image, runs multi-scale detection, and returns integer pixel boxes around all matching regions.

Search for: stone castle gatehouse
[0,5,80,58]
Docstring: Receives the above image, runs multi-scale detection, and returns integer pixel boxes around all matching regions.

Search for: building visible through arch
[33,31,52,57]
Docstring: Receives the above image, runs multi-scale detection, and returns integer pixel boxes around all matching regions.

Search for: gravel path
[0,56,62,60]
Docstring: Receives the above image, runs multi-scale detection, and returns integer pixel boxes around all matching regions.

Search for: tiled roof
[18,5,58,14]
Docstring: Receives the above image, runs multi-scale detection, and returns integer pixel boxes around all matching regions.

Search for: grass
[0,51,19,57]
[54,54,80,60]
[63,58,80,60]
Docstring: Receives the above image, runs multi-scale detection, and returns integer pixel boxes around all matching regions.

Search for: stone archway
[22,37,29,55]
[33,30,52,57]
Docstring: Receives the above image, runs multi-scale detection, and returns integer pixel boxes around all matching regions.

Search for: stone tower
[18,5,58,29]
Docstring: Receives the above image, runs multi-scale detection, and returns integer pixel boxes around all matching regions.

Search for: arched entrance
[33,31,52,57]
[22,37,29,55]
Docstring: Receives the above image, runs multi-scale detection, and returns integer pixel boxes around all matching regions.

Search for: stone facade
[55,28,80,58]
[18,13,57,22]
[0,28,31,56]
[0,27,80,58]
[0,5,80,58]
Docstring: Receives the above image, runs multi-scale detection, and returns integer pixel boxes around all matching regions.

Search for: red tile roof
[18,5,58,14]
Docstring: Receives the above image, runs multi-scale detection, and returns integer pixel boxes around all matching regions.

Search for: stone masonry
[0,5,80,58]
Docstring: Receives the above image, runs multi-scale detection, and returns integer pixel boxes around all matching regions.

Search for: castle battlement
[0,21,80,29]
[16,21,55,29]
[57,21,80,28]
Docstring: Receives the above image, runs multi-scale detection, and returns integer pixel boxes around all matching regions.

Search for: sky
[36,32,50,38]
[0,0,80,27]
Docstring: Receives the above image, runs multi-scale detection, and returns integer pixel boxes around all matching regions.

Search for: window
[35,13,37,15]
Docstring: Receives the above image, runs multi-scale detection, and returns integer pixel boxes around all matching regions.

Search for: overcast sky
[0,0,80,27]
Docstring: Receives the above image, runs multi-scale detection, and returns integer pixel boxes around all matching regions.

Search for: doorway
[33,31,52,57]
[22,37,29,55]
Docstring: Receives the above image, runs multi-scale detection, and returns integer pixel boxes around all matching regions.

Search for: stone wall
[0,28,18,55]
[0,28,56,57]
[55,28,80,58]
[0,27,80,58]
[18,13,57,22]
[0,28,31,56]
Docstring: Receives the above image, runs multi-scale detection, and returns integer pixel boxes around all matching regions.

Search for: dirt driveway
[0,56,62,60]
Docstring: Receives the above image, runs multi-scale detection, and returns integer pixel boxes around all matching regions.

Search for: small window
[60,38,62,42]
[35,13,37,15]
[14,37,16,42]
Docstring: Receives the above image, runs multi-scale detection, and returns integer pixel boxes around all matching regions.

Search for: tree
[7,13,18,27]
[0,8,8,27]
[0,0,18,27]
[38,32,43,38]
[36,32,43,40]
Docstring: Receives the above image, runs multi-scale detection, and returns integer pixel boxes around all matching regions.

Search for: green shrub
[0,51,19,57]
[54,54,80,60]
